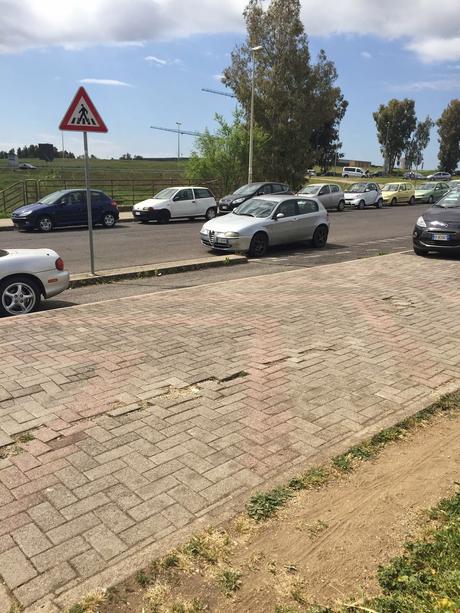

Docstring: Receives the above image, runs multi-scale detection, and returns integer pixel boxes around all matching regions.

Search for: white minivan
[342,167,368,178]
[132,186,217,224]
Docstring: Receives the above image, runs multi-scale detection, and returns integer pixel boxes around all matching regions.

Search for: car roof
[254,194,322,203]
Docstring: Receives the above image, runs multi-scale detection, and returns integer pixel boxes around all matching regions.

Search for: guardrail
[0,178,224,214]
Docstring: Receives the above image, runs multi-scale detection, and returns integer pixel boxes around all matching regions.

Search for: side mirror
[274,212,285,220]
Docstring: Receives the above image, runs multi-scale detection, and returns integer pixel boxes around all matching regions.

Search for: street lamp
[176,122,182,164]
[248,45,262,184]
[384,121,390,174]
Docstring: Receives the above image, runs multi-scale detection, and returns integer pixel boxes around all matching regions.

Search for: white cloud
[213,74,225,82]
[80,78,132,87]
[145,55,167,65]
[361,51,372,60]
[391,77,460,92]
[1,0,460,63]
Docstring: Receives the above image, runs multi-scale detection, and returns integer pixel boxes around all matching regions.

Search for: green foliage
[67,606,84,613]
[218,568,242,595]
[437,100,460,172]
[405,116,434,169]
[288,466,330,491]
[187,110,269,194]
[136,569,151,587]
[223,0,347,187]
[246,486,293,521]
[373,98,417,172]
[162,552,180,569]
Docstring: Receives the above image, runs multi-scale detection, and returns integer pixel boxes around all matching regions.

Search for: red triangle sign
[59,87,108,132]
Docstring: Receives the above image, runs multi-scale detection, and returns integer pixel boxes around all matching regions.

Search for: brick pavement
[0,253,459,610]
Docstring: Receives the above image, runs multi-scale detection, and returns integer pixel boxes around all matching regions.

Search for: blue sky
[1,0,460,169]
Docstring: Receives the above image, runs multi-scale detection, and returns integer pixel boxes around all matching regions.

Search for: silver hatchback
[297,183,345,211]
[200,194,330,257]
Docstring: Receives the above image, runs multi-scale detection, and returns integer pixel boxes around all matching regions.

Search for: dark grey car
[218,182,291,214]
[413,189,460,255]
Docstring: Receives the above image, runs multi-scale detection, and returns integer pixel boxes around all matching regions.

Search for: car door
[193,188,215,216]
[365,183,378,205]
[56,191,85,226]
[296,199,320,239]
[435,183,448,200]
[317,185,332,210]
[171,188,195,217]
[329,184,342,208]
[265,199,299,245]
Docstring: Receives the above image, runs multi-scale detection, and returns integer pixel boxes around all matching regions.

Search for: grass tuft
[247,486,293,521]
[182,527,232,566]
[68,589,106,613]
[217,568,242,595]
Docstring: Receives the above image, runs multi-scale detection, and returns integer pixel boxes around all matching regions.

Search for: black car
[12,189,119,232]
[218,182,291,214]
[413,189,460,255]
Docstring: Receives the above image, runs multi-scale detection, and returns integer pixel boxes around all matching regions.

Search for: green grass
[217,568,242,595]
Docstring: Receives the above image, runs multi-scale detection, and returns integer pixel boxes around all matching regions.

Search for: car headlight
[224,232,239,238]
[416,216,427,228]
[232,198,244,205]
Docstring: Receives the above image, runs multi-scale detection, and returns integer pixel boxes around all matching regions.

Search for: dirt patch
[97,411,460,612]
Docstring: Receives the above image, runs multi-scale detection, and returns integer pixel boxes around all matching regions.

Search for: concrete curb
[69,254,248,288]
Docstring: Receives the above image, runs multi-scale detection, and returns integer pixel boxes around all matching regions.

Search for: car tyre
[391,198,397,206]
[37,216,53,232]
[157,210,170,224]
[428,195,434,204]
[312,224,329,248]
[376,198,383,209]
[205,207,217,221]
[0,276,41,317]
[248,232,268,257]
[102,212,116,228]
[409,196,415,205]
[358,200,365,210]
[413,246,428,257]
[337,200,345,212]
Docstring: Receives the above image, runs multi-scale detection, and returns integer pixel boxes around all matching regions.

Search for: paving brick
[31,536,89,572]
[137,475,180,501]
[46,513,100,545]
[60,492,110,521]
[105,484,142,510]
[93,503,134,533]
[28,502,66,532]
[0,546,37,589]
[83,524,127,561]
[128,493,175,522]
[14,561,75,607]
[0,466,29,489]
[70,548,106,578]
[120,514,172,546]
[43,483,77,509]
[113,466,149,490]
[12,523,52,557]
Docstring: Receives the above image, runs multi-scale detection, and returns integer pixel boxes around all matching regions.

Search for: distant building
[338,158,372,168]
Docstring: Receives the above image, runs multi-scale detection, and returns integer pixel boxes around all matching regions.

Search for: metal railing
[0,178,224,214]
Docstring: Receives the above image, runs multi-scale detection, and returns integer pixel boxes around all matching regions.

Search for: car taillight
[55,257,64,271]
[111,200,118,209]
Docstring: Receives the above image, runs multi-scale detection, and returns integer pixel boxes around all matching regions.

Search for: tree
[119,153,132,160]
[187,111,269,194]
[223,0,347,187]
[373,99,416,173]
[404,116,434,169]
[437,100,460,173]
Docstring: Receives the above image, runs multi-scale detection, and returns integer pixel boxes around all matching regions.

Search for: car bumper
[35,270,70,298]
[12,217,35,229]
[132,210,161,221]
[413,227,460,251]
[200,234,251,252]
[217,205,234,215]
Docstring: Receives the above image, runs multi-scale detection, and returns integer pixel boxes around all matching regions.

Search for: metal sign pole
[83,131,95,275]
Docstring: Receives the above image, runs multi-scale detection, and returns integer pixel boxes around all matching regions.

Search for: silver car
[343,182,383,209]
[200,194,330,257]
[297,183,345,211]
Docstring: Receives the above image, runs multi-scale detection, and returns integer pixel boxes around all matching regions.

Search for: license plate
[431,233,451,241]
[134,211,140,215]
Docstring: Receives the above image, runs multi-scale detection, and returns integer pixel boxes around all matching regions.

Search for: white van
[342,167,368,178]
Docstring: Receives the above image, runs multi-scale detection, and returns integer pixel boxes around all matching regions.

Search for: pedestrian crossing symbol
[59,87,108,132]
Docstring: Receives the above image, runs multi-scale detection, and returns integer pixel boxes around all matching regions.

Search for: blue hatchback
[11,189,119,232]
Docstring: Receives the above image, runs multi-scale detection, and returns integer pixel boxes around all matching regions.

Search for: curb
[0,215,135,232]
[69,254,248,288]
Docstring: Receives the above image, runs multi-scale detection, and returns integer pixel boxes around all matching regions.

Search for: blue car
[11,189,119,232]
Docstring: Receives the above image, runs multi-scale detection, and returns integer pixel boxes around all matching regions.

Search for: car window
[259,184,272,195]
[194,188,212,199]
[271,184,282,193]
[297,199,318,214]
[319,185,330,195]
[330,185,339,193]
[175,189,193,201]
[276,200,297,217]
[369,184,377,191]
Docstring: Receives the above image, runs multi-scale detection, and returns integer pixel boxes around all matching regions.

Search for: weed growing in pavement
[217,568,242,595]
[246,486,293,521]
[182,527,232,566]
[15,431,34,443]
[67,589,106,613]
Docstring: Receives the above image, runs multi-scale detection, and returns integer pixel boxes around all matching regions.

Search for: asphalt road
[3,204,425,274]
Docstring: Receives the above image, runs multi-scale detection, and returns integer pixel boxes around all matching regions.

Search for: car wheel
[102,212,116,228]
[249,232,268,257]
[358,200,365,210]
[376,198,383,209]
[337,200,345,212]
[140,220,149,224]
[428,195,434,204]
[37,216,53,232]
[205,207,217,221]
[312,224,329,248]
[413,246,428,257]
[0,276,41,317]
[343,174,349,178]
[391,198,397,206]
[409,196,415,205]
[157,210,170,224]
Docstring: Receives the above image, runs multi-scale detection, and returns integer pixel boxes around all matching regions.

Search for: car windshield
[38,191,67,205]
[382,184,400,191]
[154,188,177,200]
[348,183,367,193]
[418,183,436,190]
[298,185,320,195]
[233,183,262,196]
[233,198,277,218]
[434,191,460,208]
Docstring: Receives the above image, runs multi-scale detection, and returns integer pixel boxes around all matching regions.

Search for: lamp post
[384,121,390,174]
[248,45,262,184]
[176,122,182,164]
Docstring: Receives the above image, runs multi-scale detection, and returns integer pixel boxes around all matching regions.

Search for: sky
[1,0,460,168]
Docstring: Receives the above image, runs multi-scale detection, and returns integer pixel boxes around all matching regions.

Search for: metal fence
[0,178,224,214]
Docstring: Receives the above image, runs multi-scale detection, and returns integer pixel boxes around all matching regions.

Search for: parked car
[0,248,69,316]
[217,182,291,214]
[381,182,415,206]
[343,182,383,209]
[427,172,451,181]
[448,180,460,190]
[297,183,345,211]
[305,169,317,177]
[342,167,368,178]
[200,194,329,257]
[414,182,450,204]
[404,171,424,180]
[369,170,386,178]
[132,186,216,223]
[12,189,119,232]
[413,189,460,256]
[18,163,37,170]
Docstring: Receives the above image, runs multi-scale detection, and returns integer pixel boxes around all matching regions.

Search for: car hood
[202,213,259,233]
[133,198,169,211]
[12,203,46,215]
[344,191,364,198]
[219,194,242,204]
[422,206,460,223]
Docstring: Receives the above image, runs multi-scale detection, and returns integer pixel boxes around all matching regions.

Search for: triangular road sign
[59,87,108,132]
